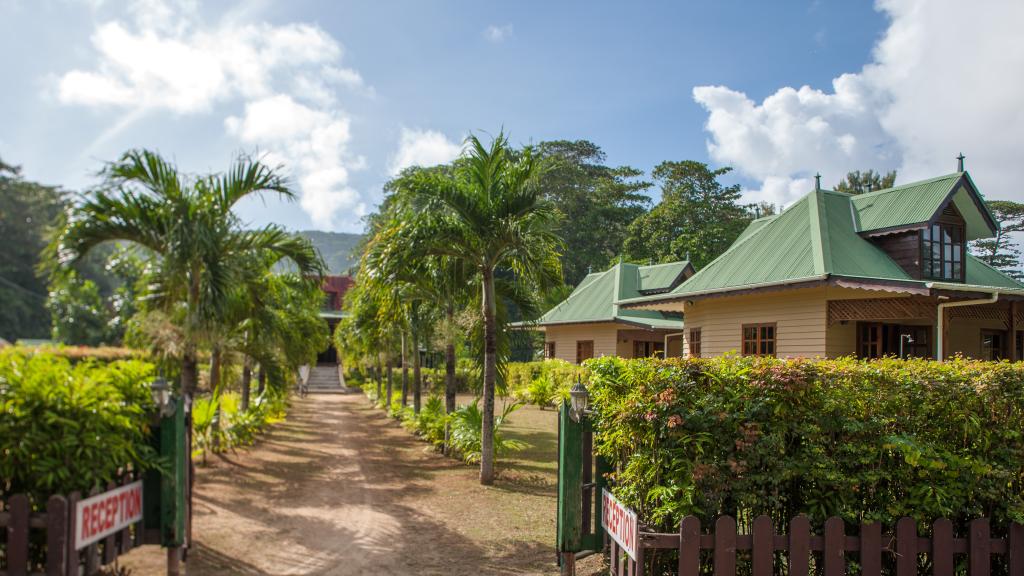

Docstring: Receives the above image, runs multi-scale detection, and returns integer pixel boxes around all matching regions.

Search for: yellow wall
[681,287,828,358]
[543,323,677,364]
[946,318,1010,358]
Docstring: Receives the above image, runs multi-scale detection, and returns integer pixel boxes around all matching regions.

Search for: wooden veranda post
[1011,301,1019,361]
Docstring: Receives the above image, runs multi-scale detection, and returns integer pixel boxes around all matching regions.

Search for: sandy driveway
[120,392,576,575]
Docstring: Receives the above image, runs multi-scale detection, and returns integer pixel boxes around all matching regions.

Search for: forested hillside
[296,230,363,275]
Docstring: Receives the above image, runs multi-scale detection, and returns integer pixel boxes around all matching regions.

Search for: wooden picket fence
[610,515,1024,576]
[0,478,143,576]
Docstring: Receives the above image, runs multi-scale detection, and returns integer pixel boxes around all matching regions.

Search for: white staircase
[305,365,345,394]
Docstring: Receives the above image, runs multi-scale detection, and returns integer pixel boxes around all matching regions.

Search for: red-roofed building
[317,275,354,364]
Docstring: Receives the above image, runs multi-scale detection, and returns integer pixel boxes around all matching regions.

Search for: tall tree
[0,159,64,340]
[834,169,897,194]
[534,140,651,285]
[970,200,1024,279]
[58,150,324,532]
[44,244,146,346]
[60,150,321,398]
[622,161,750,268]
[363,167,475,419]
[408,132,562,484]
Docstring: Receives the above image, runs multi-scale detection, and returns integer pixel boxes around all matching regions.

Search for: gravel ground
[118,391,606,575]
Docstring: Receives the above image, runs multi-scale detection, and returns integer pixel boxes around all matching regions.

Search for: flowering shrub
[586,355,1024,531]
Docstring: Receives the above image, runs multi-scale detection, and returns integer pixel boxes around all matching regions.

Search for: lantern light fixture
[150,376,174,417]
[569,377,589,422]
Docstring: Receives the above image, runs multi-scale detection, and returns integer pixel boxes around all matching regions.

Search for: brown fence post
[824,516,846,576]
[679,516,701,576]
[751,515,773,576]
[66,491,80,576]
[46,495,68,576]
[714,516,737,576]
[102,481,117,565]
[1009,523,1023,576]
[84,488,99,576]
[860,522,881,576]
[932,518,955,576]
[895,517,917,576]
[969,518,990,576]
[8,493,30,576]
[789,515,810,576]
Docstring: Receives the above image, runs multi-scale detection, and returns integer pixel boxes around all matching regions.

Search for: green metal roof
[637,261,693,293]
[851,172,997,240]
[734,215,776,244]
[531,261,688,330]
[618,174,1023,306]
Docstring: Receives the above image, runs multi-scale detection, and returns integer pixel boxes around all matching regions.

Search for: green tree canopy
[405,132,563,484]
[0,159,64,340]
[534,140,651,284]
[970,199,1024,279]
[59,150,324,398]
[834,169,897,194]
[622,161,751,269]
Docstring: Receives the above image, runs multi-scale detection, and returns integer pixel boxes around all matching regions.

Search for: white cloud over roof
[693,0,1024,207]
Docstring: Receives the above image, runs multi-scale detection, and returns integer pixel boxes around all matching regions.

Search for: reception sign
[601,488,639,560]
[75,480,143,549]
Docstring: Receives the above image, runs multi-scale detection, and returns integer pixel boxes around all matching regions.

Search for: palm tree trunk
[209,346,222,452]
[443,306,456,454]
[413,328,422,415]
[480,268,497,485]
[241,355,252,411]
[445,306,457,414]
[257,365,266,395]
[375,348,383,402]
[400,332,409,408]
[386,349,394,410]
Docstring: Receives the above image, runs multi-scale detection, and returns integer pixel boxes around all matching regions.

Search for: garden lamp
[299,364,311,385]
[569,377,589,422]
[150,376,175,417]
[899,333,914,358]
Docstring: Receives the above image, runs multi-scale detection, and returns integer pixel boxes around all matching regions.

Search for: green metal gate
[556,399,611,571]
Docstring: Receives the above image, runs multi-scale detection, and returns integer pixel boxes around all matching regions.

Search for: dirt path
[121,392,582,575]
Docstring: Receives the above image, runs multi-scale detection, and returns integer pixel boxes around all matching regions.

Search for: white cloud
[483,24,514,43]
[388,128,463,176]
[225,95,367,228]
[54,0,372,229]
[693,0,1024,207]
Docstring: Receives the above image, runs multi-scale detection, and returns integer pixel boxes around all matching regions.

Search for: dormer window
[921,222,964,282]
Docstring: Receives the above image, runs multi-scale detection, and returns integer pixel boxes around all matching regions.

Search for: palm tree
[230,254,325,411]
[60,149,322,396]
[362,205,474,421]
[407,132,562,484]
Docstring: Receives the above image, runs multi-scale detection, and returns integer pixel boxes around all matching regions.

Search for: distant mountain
[297,230,363,275]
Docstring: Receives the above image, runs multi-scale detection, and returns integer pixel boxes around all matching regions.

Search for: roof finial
[957,152,965,172]
[814,173,822,192]
[587,265,592,274]
[686,251,691,262]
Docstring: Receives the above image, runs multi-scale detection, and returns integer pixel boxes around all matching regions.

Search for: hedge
[586,355,1024,531]
[0,348,160,504]
[7,344,147,363]
[507,360,587,408]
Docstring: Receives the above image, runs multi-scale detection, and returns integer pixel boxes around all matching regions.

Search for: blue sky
[1,0,1021,234]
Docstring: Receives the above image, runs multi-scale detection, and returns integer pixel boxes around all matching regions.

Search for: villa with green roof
[522,260,693,363]
[619,168,1024,361]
